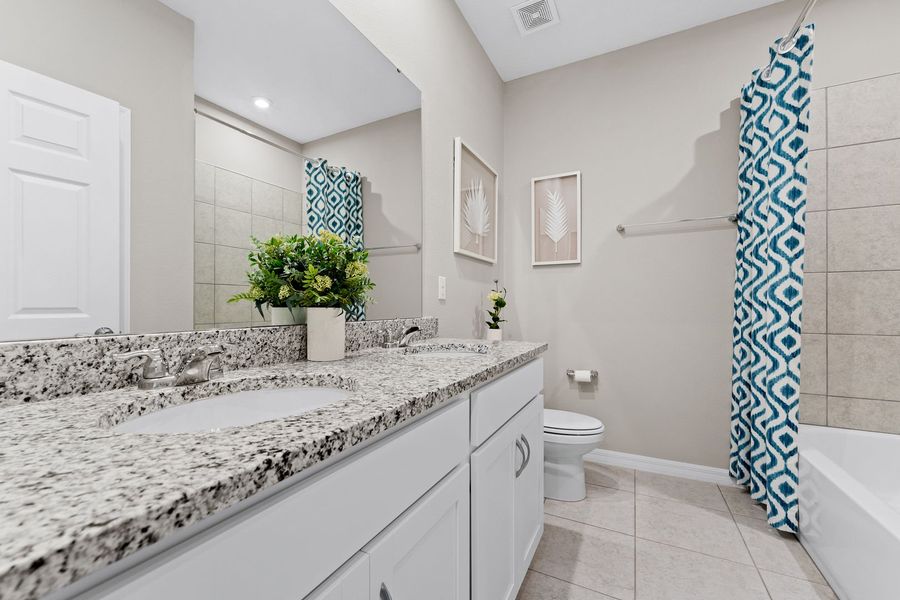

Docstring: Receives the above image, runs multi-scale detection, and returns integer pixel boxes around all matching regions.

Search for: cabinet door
[470,416,521,600]
[514,395,544,584]
[305,553,369,600]
[365,464,470,600]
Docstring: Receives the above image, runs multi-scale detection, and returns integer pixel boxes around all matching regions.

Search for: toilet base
[544,454,587,502]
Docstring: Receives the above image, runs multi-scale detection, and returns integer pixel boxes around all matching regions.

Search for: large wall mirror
[0,0,422,342]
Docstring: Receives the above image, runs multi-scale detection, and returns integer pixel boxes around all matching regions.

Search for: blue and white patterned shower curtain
[730,25,814,533]
[305,159,366,321]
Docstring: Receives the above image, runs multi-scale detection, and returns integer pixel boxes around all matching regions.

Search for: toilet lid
[544,409,605,435]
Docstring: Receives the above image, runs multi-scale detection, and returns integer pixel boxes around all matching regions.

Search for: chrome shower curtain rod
[781,0,818,51]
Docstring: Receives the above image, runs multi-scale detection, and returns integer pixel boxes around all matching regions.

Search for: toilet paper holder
[566,369,598,379]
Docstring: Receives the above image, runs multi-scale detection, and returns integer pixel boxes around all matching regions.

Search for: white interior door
[0,59,122,340]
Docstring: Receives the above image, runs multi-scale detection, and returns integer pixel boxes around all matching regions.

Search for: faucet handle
[113,348,170,380]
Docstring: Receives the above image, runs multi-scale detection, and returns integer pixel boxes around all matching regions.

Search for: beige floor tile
[545,484,635,535]
[634,471,728,511]
[760,570,836,600]
[532,514,635,600]
[635,495,752,565]
[635,538,769,600]
[735,515,826,584]
[584,463,635,492]
[517,570,617,600]
[719,486,768,521]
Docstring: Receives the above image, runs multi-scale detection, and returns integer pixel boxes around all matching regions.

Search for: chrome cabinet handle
[520,434,532,472]
[380,583,393,600]
[515,437,527,478]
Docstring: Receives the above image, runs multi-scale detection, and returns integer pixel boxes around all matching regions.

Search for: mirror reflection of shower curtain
[730,25,815,534]
[305,159,365,321]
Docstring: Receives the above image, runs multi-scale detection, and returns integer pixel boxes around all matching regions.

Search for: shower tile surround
[194,161,305,329]
[800,72,900,434]
[0,317,437,407]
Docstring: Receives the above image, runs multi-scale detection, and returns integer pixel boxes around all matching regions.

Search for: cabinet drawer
[74,399,470,600]
[470,358,543,447]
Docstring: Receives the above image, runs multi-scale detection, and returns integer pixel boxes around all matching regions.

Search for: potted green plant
[227,235,308,326]
[229,232,374,360]
[293,230,375,361]
[485,279,507,342]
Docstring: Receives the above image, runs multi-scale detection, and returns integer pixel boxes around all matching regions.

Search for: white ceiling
[454,0,783,81]
[159,0,420,143]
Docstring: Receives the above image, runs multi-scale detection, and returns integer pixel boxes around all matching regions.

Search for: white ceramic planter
[486,328,503,343]
[270,306,306,326]
[307,307,346,361]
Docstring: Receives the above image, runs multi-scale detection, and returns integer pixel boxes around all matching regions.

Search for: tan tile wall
[800,72,900,434]
[193,161,304,329]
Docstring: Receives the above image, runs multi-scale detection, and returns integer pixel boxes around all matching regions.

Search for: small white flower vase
[270,306,306,326]
[486,328,503,343]
[307,307,346,361]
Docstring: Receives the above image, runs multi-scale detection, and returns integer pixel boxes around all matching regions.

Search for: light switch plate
[438,276,446,301]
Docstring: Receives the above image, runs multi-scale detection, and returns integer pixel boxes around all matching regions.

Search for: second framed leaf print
[532,171,581,266]
[454,137,498,264]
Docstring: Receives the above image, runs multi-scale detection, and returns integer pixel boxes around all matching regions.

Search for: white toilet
[543,409,606,502]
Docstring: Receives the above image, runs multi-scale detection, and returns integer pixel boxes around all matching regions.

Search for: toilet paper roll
[572,370,593,383]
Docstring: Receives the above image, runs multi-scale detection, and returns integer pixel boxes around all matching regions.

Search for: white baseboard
[586,449,736,487]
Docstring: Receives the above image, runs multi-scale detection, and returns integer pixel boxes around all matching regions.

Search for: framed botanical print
[453,137,498,264]
[532,171,581,266]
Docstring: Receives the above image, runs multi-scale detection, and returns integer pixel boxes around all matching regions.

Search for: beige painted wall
[501,0,900,468]
[195,98,306,192]
[305,110,423,321]
[0,0,195,334]
[330,0,504,336]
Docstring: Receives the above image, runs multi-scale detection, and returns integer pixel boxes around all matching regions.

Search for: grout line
[633,468,637,599]
[719,485,774,599]
[821,203,900,213]
[822,134,900,151]
[813,71,900,92]
[526,569,620,600]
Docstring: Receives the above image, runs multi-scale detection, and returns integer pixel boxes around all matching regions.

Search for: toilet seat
[544,409,605,435]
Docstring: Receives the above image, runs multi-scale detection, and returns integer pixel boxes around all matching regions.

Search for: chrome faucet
[383,326,421,349]
[114,345,224,390]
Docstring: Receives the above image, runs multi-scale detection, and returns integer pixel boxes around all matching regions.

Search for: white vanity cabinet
[470,360,544,600]
[57,358,545,600]
[305,553,369,600]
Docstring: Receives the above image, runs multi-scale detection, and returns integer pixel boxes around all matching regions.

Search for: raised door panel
[514,396,544,585]
[305,553,369,600]
[366,464,470,600]
[0,59,121,340]
[470,419,520,600]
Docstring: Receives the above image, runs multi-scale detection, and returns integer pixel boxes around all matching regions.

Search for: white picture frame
[531,171,582,266]
[453,137,498,264]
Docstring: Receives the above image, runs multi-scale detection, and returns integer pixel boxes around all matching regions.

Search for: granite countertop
[0,339,546,600]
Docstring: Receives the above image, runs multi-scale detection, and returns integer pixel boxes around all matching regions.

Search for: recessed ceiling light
[252,97,271,110]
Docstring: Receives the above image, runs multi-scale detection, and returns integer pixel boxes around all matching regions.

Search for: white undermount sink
[113,387,349,434]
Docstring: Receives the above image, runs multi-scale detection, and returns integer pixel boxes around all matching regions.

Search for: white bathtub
[799,424,900,600]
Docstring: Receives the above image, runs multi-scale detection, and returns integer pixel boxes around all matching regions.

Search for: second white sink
[114,387,349,434]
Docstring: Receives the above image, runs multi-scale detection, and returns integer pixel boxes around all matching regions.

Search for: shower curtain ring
[778,36,797,54]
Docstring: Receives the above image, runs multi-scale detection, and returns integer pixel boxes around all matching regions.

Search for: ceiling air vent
[511,0,559,36]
